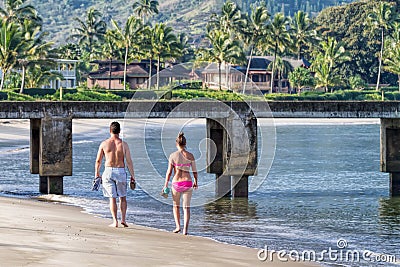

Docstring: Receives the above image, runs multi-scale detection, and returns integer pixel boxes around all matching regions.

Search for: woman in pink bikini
[164,132,198,235]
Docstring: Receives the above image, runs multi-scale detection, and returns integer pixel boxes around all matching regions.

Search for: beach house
[48,59,79,89]
[202,56,311,93]
[87,60,193,90]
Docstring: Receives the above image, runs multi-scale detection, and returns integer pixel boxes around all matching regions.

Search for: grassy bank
[1,88,399,101]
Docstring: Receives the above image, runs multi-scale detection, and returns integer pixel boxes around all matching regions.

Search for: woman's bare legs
[182,189,193,235]
[172,190,181,232]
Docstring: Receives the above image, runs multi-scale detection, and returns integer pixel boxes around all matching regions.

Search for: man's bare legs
[120,196,128,227]
[109,197,118,227]
[172,190,181,232]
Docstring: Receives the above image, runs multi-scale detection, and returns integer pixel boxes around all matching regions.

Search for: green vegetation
[1,87,399,101]
[23,0,356,44]
[1,0,400,102]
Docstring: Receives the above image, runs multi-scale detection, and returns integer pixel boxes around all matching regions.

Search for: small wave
[0,146,30,154]
[73,140,96,145]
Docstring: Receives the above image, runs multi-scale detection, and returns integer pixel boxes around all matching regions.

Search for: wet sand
[0,196,317,266]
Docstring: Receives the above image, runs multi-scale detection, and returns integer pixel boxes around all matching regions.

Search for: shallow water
[0,119,399,266]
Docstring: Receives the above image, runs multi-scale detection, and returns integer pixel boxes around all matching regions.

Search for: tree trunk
[376,27,384,91]
[398,74,400,93]
[278,70,282,93]
[225,63,229,90]
[297,46,301,61]
[157,55,160,90]
[124,45,129,90]
[218,62,222,91]
[109,58,112,90]
[242,46,253,94]
[20,65,26,94]
[0,71,5,90]
[270,43,278,94]
[148,58,152,90]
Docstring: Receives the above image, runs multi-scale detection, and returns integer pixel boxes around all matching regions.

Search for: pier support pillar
[30,116,72,195]
[380,118,400,196]
[232,175,248,198]
[30,119,40,174]
[216,174,231,198]
[207,118,231,197]
[206,113,257,199]
[39,176,47,194]
[39,176,63,194]
[390,173,400,197]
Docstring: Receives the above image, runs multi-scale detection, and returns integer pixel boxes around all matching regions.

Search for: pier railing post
[380,118,400,196]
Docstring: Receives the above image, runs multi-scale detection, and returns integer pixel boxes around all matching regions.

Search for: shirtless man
[95,121,135,227]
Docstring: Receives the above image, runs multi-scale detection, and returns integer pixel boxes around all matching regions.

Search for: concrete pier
[30,117,72,194]
[206,114,257,198]
[380,119,400,196]
[3,101,400,197]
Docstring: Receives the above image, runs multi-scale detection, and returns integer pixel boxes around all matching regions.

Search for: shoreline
[0,196,318,266]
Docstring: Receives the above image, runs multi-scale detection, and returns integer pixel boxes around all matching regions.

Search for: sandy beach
[0,196,318,266]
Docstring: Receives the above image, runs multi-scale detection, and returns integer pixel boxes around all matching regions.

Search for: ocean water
[0,119,399,267]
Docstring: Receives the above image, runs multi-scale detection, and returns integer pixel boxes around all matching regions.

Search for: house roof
[202,56,311,74]
[88,63,194,80]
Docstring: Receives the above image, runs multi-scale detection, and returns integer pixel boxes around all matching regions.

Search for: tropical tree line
[63,0,185,90]
[1,0,400,94]
[0,0,184,92]
[198,0,400,93]
[0,0,59,92]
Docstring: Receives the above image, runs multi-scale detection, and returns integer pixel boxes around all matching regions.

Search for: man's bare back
[102,137,125,168]
[96,137,135,178]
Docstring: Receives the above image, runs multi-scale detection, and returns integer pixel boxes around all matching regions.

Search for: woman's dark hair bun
[176,132,186,146]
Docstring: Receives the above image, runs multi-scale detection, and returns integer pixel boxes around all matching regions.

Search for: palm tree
[268,56,293,92]
[288,67,314,95]
[0,20,25,90]
[197,29,245,90]
[290,11,317,60]
[320,36,350,72]
[384,23,400,92]
[0,0,42,27]
[58,43,81,60]
[99,31,121,90]
[312,55,340,93]
[70,8,107,58]
[25,64,63,89]
[17,20,55,93]
[367,1,400,91]
[150,23,181,90]
[209,0,246,36]
[110,16,144,90]
[311,37,349,92]
[266,13,291,93]
[242,5,269,93]
[132,0,159,24]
